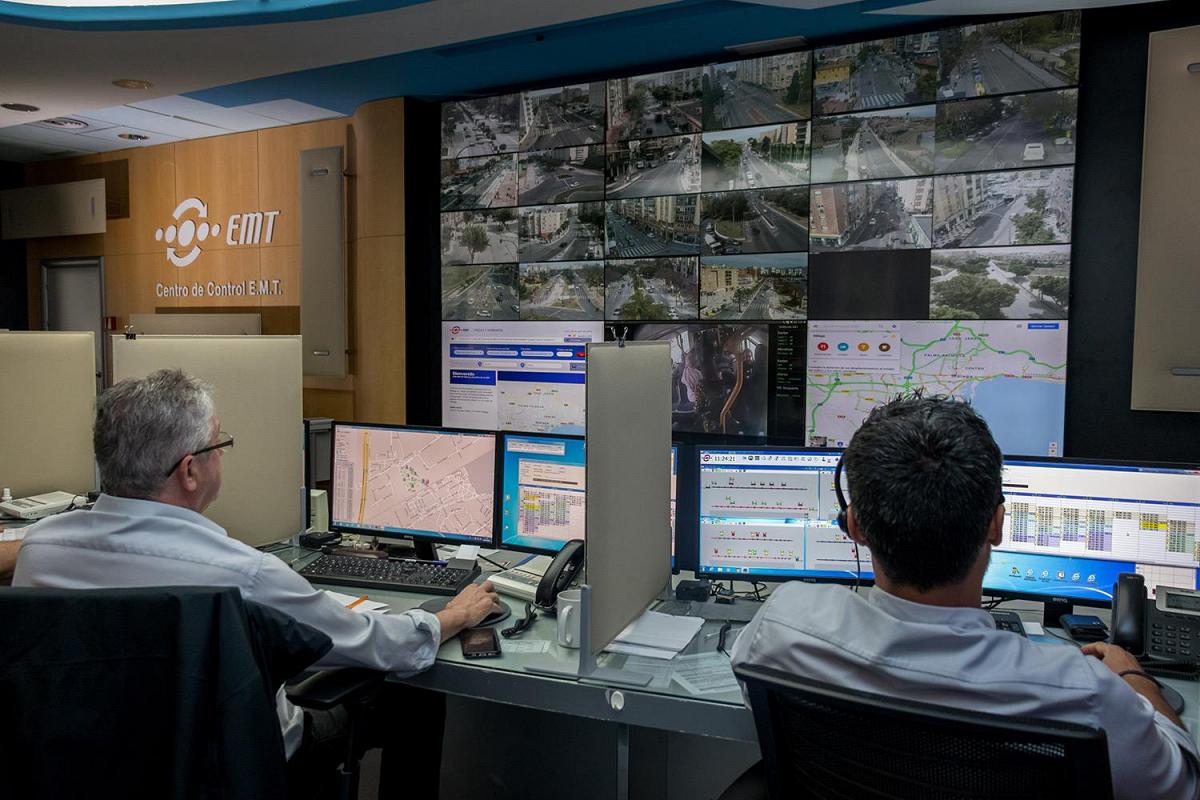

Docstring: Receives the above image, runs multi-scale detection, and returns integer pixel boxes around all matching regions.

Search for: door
[42,258,105,392]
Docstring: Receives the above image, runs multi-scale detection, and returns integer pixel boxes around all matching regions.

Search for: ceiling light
[117,132,150,141]
[112,79,153,91]
[725,35,809,57]
[1,102,40,112]
[43,117,89,129]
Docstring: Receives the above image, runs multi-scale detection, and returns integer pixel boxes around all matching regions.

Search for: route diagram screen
[331,423,496,543]
[698,449,869,580]
[983,459,1200,601]
[500,434,678,555]
[805,320,1068,455]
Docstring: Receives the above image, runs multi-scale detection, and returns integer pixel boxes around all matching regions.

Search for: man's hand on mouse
[1081,641,1142,675]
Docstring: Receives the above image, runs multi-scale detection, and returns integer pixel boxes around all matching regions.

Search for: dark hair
[843,394,1002,591]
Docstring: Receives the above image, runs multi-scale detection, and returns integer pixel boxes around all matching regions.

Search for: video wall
[439,12,1081,455]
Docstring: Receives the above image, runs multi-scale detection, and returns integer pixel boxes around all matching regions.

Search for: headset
[834,454,850,534]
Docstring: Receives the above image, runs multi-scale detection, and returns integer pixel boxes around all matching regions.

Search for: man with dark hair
[731,395,1199,800]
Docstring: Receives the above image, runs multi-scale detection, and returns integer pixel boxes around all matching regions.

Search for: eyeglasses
[165,431,234,477]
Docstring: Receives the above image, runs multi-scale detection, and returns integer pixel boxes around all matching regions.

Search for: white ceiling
[0,0,667,130]
[0,96,344,161]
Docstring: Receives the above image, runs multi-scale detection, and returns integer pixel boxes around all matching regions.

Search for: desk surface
[287,548,1200,746]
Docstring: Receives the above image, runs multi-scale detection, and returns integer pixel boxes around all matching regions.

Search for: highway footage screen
[439,11,1081,449]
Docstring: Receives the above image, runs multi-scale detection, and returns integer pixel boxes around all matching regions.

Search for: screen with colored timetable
[984,459,1200,605]
[697,448,868,582]
[500,432,678,556]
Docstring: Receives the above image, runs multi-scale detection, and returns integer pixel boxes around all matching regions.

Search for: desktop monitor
[697,448,865,583]
[984,457,1200,606]
[329,422,498,546]
[498,432,679,562]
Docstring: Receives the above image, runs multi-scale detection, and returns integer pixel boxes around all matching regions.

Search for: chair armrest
[286,668,387,711]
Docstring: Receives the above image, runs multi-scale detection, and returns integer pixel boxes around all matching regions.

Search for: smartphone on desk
[460,626,501,659]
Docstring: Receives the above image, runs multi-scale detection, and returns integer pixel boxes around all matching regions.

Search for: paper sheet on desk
[611,610,704,653]
[672,653,741,696]
[501,640,551,654]
[323,590,389,614]
[620,656,675,689]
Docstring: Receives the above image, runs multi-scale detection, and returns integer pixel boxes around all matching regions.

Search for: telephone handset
[1111,572,1148,655]
[1111,572,1200,669]
[535,539,584,611]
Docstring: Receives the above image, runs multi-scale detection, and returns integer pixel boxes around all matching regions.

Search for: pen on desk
[346,595,369,610]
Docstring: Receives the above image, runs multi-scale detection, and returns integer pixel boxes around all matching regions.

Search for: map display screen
[805,320,1067,455]
[331,423,496,544]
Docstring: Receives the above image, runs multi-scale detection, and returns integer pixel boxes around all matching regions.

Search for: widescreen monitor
[697,448,865,583]
[329,422,497,545]
[984,458,1200,606]
[499,432,679,560]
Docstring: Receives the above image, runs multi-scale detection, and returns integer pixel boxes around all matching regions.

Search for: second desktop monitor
[500,432,678,556]
[698,448,865,582]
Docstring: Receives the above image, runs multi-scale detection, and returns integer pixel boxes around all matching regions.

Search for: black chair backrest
[0,585,331,800]
[735,662,1114,800]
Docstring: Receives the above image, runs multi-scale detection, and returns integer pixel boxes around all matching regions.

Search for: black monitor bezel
[496,430,682,569]
[328,420,500,548]
[695,444,867,586]
[984,454,1200,609]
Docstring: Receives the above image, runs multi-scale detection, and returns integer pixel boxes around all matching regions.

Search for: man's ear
[846,506,868,545]
[177,455,200,494]
[988,504,1005,547]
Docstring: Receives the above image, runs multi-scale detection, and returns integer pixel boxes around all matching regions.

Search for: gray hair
[94,369,215,499]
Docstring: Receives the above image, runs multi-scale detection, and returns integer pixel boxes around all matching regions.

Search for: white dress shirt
[730,582,1200,800]
[13,494,442,758]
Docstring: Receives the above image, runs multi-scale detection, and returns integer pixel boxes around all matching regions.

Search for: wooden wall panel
[304,388,355,420]
[101,146,177,257]
[104,252,181,318]
[352,234,406,423]
[258,119,349,250]
[351,100,405,240]
[173,133,259,254]
[258,245,302,306]
[22,108,402,424]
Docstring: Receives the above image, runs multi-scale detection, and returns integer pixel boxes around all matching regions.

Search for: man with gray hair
[15,368,500,798]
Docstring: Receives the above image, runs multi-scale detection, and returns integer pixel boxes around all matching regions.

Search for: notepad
[605,610,704,660]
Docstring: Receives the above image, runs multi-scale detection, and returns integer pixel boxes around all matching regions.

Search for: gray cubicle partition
[584,340,673,661]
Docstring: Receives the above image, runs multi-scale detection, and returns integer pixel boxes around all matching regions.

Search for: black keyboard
[299,553,480,596]
[990,610,1028,637]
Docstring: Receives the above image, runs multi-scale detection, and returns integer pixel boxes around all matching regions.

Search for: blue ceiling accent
[186,0,947,114]
[0,0,431,30]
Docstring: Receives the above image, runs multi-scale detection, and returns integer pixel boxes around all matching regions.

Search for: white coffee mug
[557,589,582,649]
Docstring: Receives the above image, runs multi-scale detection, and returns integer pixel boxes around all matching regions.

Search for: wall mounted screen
[439,12,1082,450]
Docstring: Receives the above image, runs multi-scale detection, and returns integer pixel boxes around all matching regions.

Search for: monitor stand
[379,539,439,562]
[1042,599,1073,629]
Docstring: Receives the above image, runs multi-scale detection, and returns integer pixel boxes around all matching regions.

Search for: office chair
[286,667,390,800]
[0,586,336,800]
[731,663,1114,800]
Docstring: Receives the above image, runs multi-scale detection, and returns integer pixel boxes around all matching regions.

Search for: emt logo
[155,197,280,268]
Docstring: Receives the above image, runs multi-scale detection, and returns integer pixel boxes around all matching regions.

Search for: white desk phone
[0,490,83,520]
